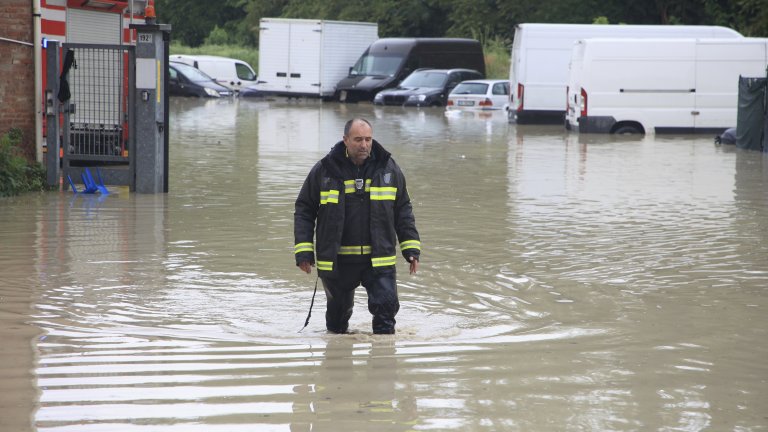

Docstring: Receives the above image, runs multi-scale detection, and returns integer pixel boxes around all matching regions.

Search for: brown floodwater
[1,97,767,431]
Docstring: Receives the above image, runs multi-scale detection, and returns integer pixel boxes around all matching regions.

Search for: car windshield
[171,62,214,82]
[350,54,404,77]
[400,71,447,88]
[452,82,489,95]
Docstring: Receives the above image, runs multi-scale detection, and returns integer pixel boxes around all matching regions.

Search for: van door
[694,40,767,131]
[286,21,322,95]
[258,22,290,93]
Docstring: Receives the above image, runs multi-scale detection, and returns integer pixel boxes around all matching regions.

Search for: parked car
[170,55,257,93]
[447,79,510,111]
[337,38,486,102]
[373,68,483,107]
[238,84,266,98]
[168,61,233,98]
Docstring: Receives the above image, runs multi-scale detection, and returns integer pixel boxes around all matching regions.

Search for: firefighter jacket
[294,140,421,276]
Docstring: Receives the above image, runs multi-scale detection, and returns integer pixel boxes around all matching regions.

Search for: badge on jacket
[383,172,392,184]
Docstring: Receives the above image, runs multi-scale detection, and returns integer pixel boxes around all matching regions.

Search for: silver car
[446,79,510,111]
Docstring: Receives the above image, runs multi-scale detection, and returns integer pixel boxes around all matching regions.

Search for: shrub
[483,36,510,80]
[0,129,48,197]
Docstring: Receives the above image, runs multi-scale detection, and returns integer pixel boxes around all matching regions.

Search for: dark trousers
[321,262,399,334]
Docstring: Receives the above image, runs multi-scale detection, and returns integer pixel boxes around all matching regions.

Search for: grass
[169,43,259,72]
[169,39,510,80]
[170,38,509,79]
[483,37,511,79]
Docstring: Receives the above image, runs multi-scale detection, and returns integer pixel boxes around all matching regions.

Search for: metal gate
[61,43,135,188]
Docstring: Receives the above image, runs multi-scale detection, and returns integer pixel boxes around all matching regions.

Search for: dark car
[168,61,233,98]
[336,38,486,102]
[238,84,265,98]
[373,68,483,107]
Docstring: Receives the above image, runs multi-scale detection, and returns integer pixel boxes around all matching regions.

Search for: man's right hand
[298,261,312,274]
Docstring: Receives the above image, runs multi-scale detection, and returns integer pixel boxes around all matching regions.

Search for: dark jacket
[294,140,421,276]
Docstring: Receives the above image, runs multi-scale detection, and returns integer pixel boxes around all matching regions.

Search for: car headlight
[408,94,427,102]
[204,87,221,98]
[374,93,383,102]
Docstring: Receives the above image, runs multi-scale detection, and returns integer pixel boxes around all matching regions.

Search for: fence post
[45,40,60,187]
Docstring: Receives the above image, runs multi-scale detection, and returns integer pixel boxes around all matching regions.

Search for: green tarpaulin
[736,75,767,152]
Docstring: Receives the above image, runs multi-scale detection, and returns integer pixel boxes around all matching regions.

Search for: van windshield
[350,54,404,77]
[400,71,447,88]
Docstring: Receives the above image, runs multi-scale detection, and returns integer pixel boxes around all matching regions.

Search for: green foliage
[0,129,48,197]
[205,26,231,45]
[157,0,255,47]
[170,42,259,73]
[156,0,767,52]
[483,37,510,80]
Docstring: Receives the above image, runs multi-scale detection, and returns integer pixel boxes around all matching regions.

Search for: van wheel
[613,125,643,135]
[429,101,443,107]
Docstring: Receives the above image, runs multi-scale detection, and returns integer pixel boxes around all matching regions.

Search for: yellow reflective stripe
[294,242,314,253]
[400,240,421,251]
[316,260,333,271]
[344,179,372,193]
[320,189,339,204]
[338,245,372,255]
[371,255,397,267]
[370,186,397,201]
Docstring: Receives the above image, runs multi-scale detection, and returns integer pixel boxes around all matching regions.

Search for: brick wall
[0,0,35,160]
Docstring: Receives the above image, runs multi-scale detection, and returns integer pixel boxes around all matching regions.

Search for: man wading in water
[294,118,421,334]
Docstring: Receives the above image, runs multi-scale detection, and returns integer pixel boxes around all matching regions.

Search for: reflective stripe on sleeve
[400,240,421,251]
[320,190,339,204]
[371,255,397,267]
[338,245,372,255]
[294,242,314,254]
[316,260,333,271]
[369,186,397,201]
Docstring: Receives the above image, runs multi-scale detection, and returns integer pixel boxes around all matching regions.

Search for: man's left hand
[409,256,419,274]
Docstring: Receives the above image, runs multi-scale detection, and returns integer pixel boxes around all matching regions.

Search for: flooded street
[2,97,768,431]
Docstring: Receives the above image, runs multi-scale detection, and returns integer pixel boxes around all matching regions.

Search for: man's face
[343,121,373,166]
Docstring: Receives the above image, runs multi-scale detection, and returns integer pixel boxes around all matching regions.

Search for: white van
[169,54,257,92]
[509,23,742,124]
[565,38,768,134]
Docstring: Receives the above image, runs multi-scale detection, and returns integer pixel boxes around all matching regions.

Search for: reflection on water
[0,98,766,431]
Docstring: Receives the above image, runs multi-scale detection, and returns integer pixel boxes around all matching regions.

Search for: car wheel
[613,124,643,135]
[429,101,443,107]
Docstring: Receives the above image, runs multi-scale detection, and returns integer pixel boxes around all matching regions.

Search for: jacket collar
[321,140,390,177]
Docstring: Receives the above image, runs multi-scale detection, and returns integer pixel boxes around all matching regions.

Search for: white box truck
[256,18,378,98]
[509,23,743,124]
[565,37,768,135]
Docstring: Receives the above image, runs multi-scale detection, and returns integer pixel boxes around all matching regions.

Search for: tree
[156,0,252,47]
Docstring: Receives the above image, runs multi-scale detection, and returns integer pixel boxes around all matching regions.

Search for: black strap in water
[298,276,319,333]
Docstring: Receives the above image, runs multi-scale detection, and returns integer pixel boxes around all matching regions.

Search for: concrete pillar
[130,23,171,194]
